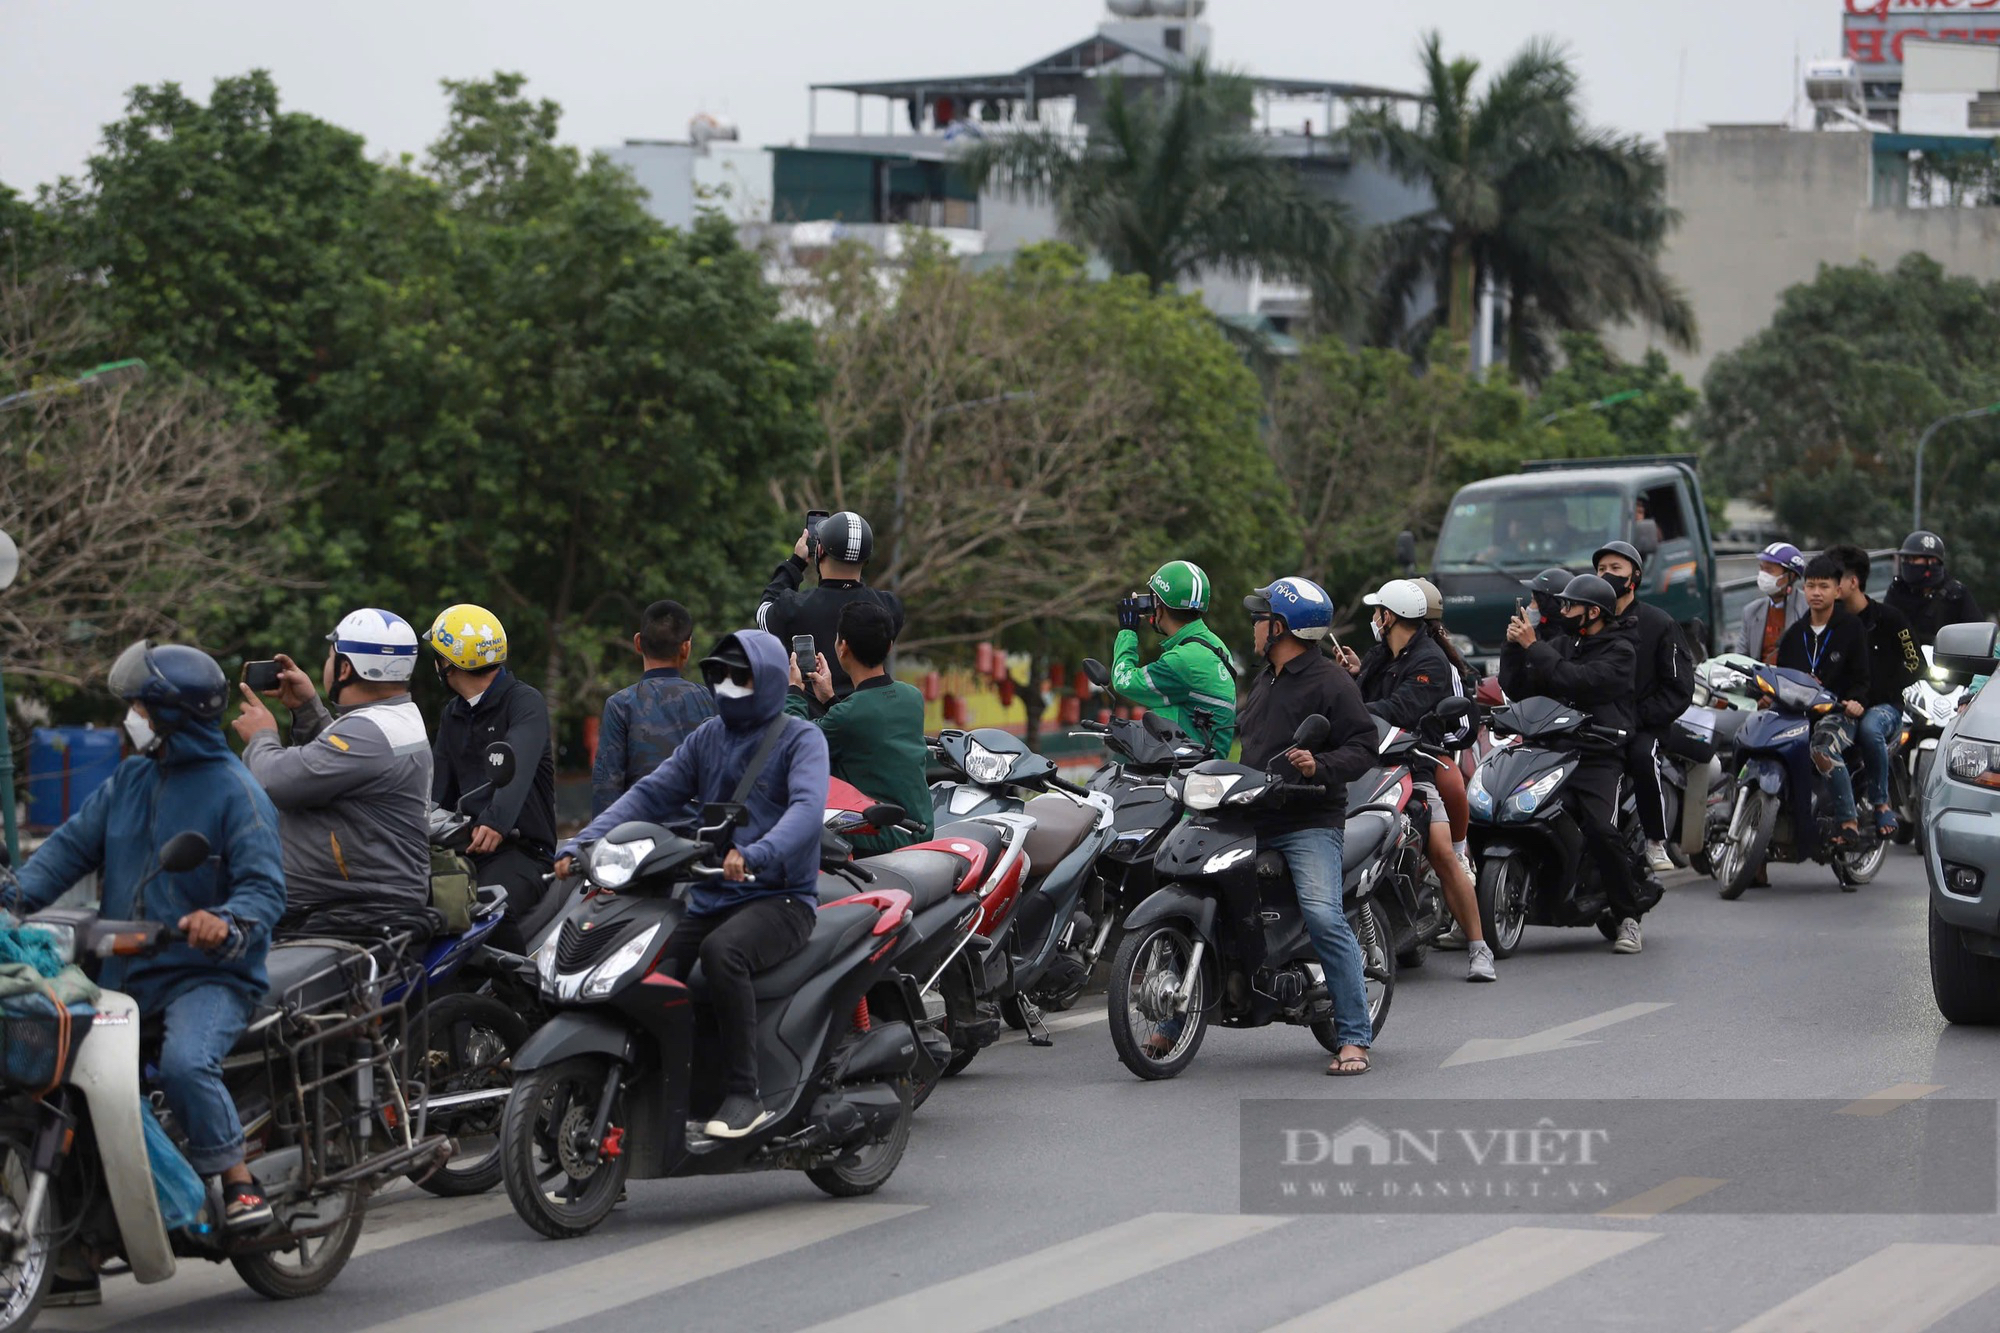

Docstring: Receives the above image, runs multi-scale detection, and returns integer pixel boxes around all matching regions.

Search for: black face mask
[1601,573,1633,599]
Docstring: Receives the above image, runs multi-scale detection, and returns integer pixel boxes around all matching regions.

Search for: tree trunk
[1019,654,1049,753]
[1447,233,1474,348]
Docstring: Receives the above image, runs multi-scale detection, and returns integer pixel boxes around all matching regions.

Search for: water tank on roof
[689,112,739,147]
[1106,0,1151,15]
[1151,0,1207,15]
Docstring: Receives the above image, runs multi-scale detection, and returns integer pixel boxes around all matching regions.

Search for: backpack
[429,844,479,934]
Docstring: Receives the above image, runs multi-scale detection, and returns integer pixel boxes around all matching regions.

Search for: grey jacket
[242,693,433,915]
[1740,588,1808,662]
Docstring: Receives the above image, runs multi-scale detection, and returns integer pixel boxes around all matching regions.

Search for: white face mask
[714,679,756,700]
[1370,616,1386,643]
[123,706,160,755]
[1757,571,1785,597]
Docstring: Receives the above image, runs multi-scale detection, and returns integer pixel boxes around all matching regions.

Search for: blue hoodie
[563,630,829,915]
[12,722,287,1012]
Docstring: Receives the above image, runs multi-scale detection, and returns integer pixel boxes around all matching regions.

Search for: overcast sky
[3,0,1841,192]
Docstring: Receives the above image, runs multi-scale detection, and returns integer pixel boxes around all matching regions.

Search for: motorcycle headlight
[581,924,664,1000]
[1183,772,1242,811]
[589,837,655,890]
[1468,768,1495,820]
[1508,767,1569,817]
[964,741,1013,786]
[1947,740,2000,790]
[532,931,560,992]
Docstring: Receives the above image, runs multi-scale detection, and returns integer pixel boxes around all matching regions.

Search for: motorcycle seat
[1342,810,1395,872]
[246,940,371,1031]
[687,903,880,1002]
[1021,794,1097,879]
[933,819,1011,864]
[840,848,969,911]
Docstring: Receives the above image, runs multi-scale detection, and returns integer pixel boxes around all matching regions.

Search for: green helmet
[1148,560,1211,612]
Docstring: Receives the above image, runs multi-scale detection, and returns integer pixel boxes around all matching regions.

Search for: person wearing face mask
[1502,575,1651,954]
[554,631,828,1137]
[6,642,286,1239]
[1742,542,1806,665]
[1885,530,1984,649]
[232,610,433,937]
[1521,568,1575,639]
[1593,541,1695,876]
[1109,559,1238,755]
[425,604,557,952]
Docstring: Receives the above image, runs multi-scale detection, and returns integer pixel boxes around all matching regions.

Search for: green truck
[1409,455,1722,676]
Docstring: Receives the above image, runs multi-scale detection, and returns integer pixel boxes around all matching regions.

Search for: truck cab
[1423,456,1718,675]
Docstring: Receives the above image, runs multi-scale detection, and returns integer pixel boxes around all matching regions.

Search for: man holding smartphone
[1109,560,1237,755]
[756,510,905,701]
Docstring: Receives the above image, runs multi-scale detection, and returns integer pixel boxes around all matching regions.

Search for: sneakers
[1466,941,1497,982]
[704,1094,773,1140]
[1436,922,1468,951]
[1644,841,1676,874]
[46,1273,101,1308]
[1612,918,1644,954]
[224,1179,274,1231]
[1456,850,1477,885]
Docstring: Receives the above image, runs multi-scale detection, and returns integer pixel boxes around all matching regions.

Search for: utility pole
[1912,402,2000,532]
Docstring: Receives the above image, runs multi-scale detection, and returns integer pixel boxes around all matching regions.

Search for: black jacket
[1355,633,1452,731]
[1775,608,1871,706]
[1237,648,1379,835]
[433,669,558,860]
[1856,597,1924,708]
[1885,577,1985,649]
[1500,613,1640,736]
[756,556,907,699]
[1627,600,1696,732]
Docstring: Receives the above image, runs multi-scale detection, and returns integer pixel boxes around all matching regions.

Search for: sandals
[1326,1050,1371,1077]
[1875,807,1899,838]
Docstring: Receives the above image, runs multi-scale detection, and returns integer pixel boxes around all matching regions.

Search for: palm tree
[1345,32,1696,381]
[959,58,1355,295]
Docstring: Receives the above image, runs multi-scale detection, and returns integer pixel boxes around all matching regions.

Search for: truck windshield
[1434,487,1630,572]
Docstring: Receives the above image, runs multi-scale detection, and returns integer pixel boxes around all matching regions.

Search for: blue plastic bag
[140,1102,207,1232]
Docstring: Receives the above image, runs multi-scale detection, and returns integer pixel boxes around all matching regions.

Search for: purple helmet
[1759,542,1805,576]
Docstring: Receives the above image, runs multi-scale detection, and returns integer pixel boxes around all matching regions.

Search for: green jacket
[784,675,934,855]
[1111,621,1238,755]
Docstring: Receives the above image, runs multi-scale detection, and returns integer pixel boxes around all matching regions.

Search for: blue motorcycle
[1716,665,1890,897]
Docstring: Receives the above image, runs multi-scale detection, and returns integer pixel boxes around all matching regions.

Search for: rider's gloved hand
[1118,595,1151,632]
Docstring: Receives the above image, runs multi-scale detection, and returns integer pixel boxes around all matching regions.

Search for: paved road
[46,844,2000,1333]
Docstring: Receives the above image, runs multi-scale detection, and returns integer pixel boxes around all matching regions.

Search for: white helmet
[328,608,420,683]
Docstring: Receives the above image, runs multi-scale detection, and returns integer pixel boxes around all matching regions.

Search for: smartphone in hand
[242,660,282,693]
[792,635,818,683]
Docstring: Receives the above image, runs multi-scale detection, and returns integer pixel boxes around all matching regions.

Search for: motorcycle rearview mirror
[1292,714,1331,750]
[483,742,518,791]
[1435,696,1474,724]
[1082,658,1112,690]
[862,802,907,829]
[1395,529,1418,575]
[159,832,212,874]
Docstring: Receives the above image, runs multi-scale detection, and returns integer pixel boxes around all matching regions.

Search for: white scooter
[1899,646,1969,856]
[0,832,446,1329]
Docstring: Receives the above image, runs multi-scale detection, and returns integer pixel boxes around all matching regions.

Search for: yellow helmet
[425,603,508,671]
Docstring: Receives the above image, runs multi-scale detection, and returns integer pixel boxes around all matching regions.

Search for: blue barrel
[26,727,123,830]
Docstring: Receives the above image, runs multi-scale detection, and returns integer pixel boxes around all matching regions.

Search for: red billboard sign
[1844,1,2000,76]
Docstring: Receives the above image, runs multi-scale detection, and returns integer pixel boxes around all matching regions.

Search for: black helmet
[107,640,228,727]
[1557,574,1620,619]
[814,511,875,566]
[1901,530,1947,559]
[1521,567,1573,597]
[1899,530,1948,590]
[1593,540,1644,573]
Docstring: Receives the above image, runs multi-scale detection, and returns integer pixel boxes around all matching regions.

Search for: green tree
[959,59,1354,295]
[1700,253,2000,602]
[1344,32,1695,381]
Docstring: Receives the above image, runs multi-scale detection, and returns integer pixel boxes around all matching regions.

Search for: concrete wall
[604,142,774,230]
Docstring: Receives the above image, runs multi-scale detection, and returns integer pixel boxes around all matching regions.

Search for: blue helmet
[107,640,228,728]
[1244,577,1335,641]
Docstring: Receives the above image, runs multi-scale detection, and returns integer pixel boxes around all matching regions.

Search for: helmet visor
[107,640,158,700]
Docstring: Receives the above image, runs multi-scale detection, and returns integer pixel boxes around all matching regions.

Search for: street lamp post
[1912,402,2000,532]
[0,531,18,865]
[1538,388,1643,428]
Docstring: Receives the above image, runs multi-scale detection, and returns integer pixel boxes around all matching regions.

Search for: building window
[1164,27,1182,52]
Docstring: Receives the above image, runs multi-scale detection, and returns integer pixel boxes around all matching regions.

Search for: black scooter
[498,806,933,1239]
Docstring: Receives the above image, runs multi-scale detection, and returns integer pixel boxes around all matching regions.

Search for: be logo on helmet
[426,604,509,671]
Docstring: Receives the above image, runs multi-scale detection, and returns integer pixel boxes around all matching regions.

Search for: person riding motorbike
[1109,559,1238,755]
[1776,556,1874,858]
[5,642,286,1240]
[1831,544,1923,840]
[1743,542,1807,664]
[1885,530,1984,649]
[426,604,558,952]
[234,609,432,937]
[1337,579,1496,982]
[756,511,905,701]
[555,631,828,1137]
[1411,577,1483,950]
[1500,575,1652,954]
[1593,541,1695,875]
[1522,568,1574,638]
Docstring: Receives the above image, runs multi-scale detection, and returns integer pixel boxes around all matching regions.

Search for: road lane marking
[996,1005,1109,1045]
[1264,1226,1660,1332]
[798,1212,1289,1333]
[1835,1083,1944,1117]
[1440,1002,1673,1067]
[1597,1176,1729,1219]
[1729,1243,2000,1333]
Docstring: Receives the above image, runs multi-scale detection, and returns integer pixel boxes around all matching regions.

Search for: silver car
[1926,621,2000,1023]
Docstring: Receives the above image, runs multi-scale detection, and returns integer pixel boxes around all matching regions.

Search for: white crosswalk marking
[797,1212,1289,1333]
[1264,1226,1660,1333]
[1728,1243,2000,1333]
[352,1200,924,1333]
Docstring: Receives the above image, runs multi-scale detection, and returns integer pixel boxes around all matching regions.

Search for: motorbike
[1465,698,1663,956]
[1106,715,1395,1081]
[499,806,930,1240]
[1715,664,1893,897]
[1897,646,1967,855]
[1347,707,1463,969]
[0,832,446,1328]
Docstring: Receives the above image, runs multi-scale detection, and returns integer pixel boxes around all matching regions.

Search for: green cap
[1148,560,1211,612]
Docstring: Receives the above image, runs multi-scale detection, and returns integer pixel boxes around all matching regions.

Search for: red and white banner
[1844,1,2000,74]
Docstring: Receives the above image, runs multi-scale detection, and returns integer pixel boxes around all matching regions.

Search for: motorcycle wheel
[807,1080,912,1197]
[1835,837,1887,887]
[1474,858,1530,959]
[1696,801,1732,878]
[0,1122,52,1331]
[1107,923,1207,1080]
[500,1056,630,1241]
[411,993,529,1197]
[944,1045,979,1077]
[999,996,1027,1032]
[1395,870,1437,970]
[232,1086,366,1300]
[1316,899,1395,1050]
[1719,790,1775,900]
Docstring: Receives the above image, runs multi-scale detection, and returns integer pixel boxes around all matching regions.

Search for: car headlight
[589,837,655,889]
[1508,767,1569,816]
[964,741,1013,786]
[1947,740,2000,789]
[1183,772,1242,811]
[581,924,664,1000]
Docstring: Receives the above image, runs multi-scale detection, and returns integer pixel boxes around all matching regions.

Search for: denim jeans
[1266,826,1374,1050]
[1812,716,1858,826]
[158,984,254,1175]
[1855,703,1903,811]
